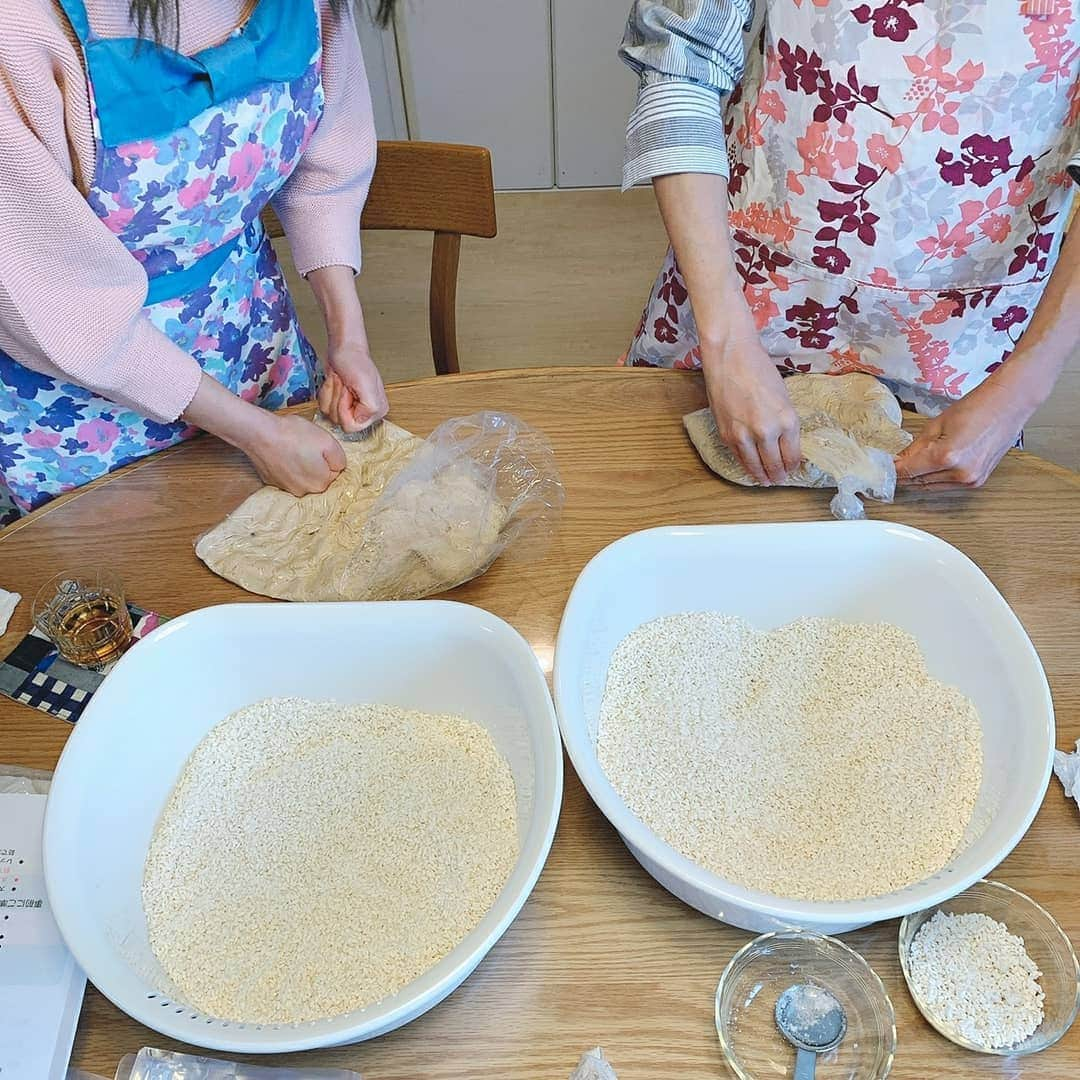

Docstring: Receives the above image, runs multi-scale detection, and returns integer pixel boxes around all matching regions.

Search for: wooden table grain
[2,368,1078,1080]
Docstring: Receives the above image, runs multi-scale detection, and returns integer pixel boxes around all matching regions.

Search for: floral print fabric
[626,0,1080,414]
[0,31,325,525]
[89,59,324,284]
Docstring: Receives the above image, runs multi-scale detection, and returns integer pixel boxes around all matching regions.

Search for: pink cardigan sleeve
[0,95,203,424]
[271,3,378,276]
[0,1,374,425]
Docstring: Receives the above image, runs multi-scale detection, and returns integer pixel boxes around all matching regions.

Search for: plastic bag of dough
[195,411,563,602]
[569,1048,617,1080]
[336,411,563,600]
[683,373,913,520]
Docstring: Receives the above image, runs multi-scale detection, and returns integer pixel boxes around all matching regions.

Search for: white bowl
[553,522,1054,935]
[43,601,562,1053]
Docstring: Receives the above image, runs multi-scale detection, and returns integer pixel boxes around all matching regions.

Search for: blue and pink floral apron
[625,0,1080,419]
[0,0,325,525]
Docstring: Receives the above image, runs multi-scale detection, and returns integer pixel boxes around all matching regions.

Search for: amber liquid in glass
[52,594,132,667]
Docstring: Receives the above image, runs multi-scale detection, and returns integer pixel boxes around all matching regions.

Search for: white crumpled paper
[0,588,20,635]
[570,1048,617,1079]
[1053,742,1080,811]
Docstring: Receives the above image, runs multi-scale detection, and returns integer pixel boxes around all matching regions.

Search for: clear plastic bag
[0,765,51,793]
[799,428,898,521]
[337,411,564,601]
[569,1047,618,1079]
[114,1049,360,1080]
[195,412,564,602]
[683,373,912,521]
[99,1046,609,1080]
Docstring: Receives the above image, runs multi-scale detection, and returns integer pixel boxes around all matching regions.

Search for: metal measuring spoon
[775,983,847,1080]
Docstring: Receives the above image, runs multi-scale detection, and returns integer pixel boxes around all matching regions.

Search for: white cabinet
[395,0,555,189]
[356,0,640,190]
[552,0,637,188]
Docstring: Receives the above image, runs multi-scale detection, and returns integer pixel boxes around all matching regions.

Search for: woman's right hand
[245,413,346,496]
[183,373,346,497]
[702,335,802,486]
[651,173,801,486]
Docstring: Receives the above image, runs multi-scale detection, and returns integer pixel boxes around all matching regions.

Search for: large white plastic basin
[43,601,562,1053]
[554,522,1054,935]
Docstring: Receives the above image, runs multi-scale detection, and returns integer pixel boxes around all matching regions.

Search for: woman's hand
[651,173,801,485]
[898,204,1080,489]
[895,373,1035,490]
[246,413,347,495]
[307,265,389,433]
[182,373,345,496]
[318,341,389,433]
[704,335,802,485]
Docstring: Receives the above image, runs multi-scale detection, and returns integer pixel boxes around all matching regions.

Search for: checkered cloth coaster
[0,605,164,723]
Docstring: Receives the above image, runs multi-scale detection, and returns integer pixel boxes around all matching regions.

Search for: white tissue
[0,588,20,635]
[1054,743,1080,808]
[570,1048,617,1080]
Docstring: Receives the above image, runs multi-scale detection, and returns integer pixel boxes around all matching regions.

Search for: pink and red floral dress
[624,0,1080,416]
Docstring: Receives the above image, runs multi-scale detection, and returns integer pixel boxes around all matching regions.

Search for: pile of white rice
[143,698,519,1024]
[598,615,983,901]
[908,910,1045,1048]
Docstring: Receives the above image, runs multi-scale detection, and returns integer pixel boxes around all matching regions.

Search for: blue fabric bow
[58,0,317,146]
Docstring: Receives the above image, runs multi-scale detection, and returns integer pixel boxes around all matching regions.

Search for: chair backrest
[262,140,497,376]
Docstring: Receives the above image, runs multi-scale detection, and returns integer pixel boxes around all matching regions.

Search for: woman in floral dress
[620,0,1080,488]
[0,0,391,525]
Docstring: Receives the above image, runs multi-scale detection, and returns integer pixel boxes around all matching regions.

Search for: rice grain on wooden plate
[142,698,519,1024]
[598,615,982,902]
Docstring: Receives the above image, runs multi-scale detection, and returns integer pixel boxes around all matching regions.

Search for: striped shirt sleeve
[619,0,753,190]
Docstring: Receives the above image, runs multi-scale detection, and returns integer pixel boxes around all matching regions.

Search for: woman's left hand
[306,266,390,433]
[894,373,1035,490]
[318,341,389,433]
[897,210,1080,489]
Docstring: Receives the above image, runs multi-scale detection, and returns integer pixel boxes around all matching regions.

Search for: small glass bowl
[716,929,896,1079]
[899,879,1080,1056]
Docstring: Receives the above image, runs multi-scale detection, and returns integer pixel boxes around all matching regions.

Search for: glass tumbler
[32,571,133,669]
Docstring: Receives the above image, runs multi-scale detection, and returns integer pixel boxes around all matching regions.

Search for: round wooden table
[2,369,1078,1080]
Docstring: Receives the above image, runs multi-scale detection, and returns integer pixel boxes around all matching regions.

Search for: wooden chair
[262,141,497,376]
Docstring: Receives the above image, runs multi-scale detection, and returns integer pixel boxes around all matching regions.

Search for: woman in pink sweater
[0,0,391,525]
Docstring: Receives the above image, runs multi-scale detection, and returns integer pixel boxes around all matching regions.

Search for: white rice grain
[907,911,1044,1048]
[598,615,982,902]
[142,698,519,1024]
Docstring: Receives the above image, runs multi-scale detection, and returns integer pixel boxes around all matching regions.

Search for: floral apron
[0,0,325,525]
[625,0,1080,417]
